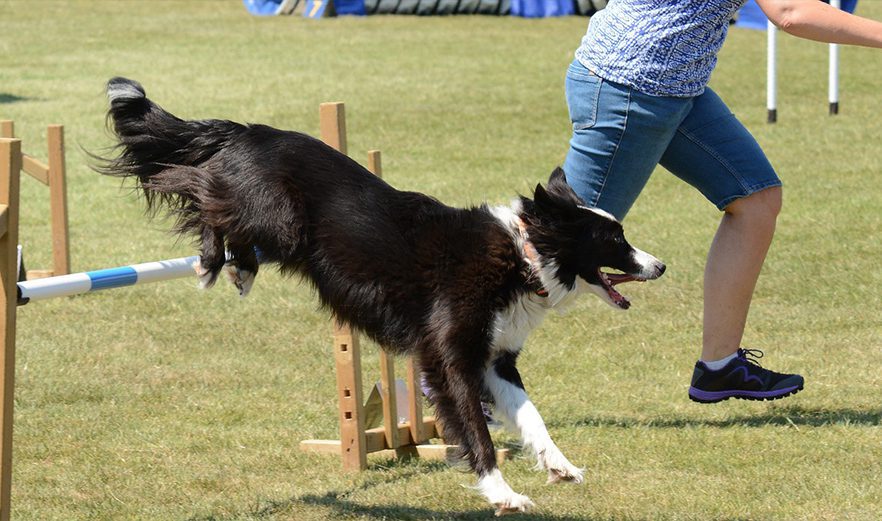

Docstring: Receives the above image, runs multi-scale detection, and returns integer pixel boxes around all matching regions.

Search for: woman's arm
[755,0,882,48]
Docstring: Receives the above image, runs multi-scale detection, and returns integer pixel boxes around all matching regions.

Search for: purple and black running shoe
[689,348,804,403]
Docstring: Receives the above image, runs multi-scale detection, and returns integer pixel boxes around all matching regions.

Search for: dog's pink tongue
[604,273,641,286]
[599,271,635,309]
[609,288,631,309]
[605,285,631,310]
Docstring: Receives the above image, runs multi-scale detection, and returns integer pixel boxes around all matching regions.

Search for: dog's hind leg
[431,351,533,515]
[485,352,584,485]
[223,242,258,297]
[196,226,226,290]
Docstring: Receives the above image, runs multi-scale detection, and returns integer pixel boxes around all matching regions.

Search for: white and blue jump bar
[17,256,200,305]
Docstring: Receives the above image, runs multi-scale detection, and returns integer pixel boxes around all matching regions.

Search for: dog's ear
[533,182,556,214]
[533,167,584,215]
[545,167,585,207]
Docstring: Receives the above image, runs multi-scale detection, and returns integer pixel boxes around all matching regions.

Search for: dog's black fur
[97,77,664,513]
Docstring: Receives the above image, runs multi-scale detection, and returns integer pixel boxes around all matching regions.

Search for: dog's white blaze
[484,367,584,483]
[107,83,143,101]
[475,469,533,512]
[632,247,663,279]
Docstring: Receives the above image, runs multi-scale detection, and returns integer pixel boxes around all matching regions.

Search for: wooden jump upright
[0,138,21,521]
[0,121,70,278]
[300,103,507,468]
[299,103,461,468]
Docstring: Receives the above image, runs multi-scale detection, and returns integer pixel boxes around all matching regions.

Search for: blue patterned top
[575,0,747,97]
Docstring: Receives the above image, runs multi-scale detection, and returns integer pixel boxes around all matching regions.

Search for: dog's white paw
[195,262,217,290]
[493,492,534,516]
[224,263,255,297]
[546,465,584,485]
[538,448,584,485]
[476,469,534,517]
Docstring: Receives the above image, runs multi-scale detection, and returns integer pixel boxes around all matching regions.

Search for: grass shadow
[550,404,882,430]
[0,93,30,104]
[188,457,594,521]
[197,490,597,521]
[195,488,755,521]
[292,492,593,520]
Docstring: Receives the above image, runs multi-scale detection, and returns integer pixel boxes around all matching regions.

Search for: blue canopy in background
[245,0,365,16]
[243,0,291,16]
[510,0,573,18]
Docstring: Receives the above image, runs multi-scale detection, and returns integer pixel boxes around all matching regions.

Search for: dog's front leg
[197,226,226,289]
[485,353,584,485]
[223,242,258,297]
[431,358,533,515]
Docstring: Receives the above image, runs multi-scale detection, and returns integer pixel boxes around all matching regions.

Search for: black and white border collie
[98,78,665,515]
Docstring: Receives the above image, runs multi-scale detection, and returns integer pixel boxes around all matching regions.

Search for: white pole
[17,256,199,304]
[767,19,778,123]
[829,0,841,115]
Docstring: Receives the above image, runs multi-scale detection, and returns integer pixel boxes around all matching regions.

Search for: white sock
[701,351,738,371]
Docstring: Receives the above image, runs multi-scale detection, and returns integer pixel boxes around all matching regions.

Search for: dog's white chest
[490,293,550,353]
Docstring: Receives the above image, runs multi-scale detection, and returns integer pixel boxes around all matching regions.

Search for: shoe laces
[738,348,764,366]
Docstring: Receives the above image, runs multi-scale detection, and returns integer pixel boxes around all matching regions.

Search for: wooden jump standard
[299,102,457,468]
[0,138,21,521]
[0,121,70,278]
[0,137,201,520]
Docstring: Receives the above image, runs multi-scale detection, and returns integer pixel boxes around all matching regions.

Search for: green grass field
[2,1,882,519]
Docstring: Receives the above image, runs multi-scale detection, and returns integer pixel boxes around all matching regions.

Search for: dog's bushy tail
[95,77,241,234]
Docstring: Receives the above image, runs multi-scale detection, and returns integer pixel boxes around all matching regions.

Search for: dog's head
[521,167,665,310]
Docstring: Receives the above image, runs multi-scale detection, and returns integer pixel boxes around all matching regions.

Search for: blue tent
[510,0,573,17]
[244,0,365,16]
[243,0,292,16]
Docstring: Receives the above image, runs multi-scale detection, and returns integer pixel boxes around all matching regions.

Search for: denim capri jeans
[563,59,781,221]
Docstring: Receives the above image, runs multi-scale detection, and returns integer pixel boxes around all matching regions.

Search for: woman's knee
[724,186,782,223]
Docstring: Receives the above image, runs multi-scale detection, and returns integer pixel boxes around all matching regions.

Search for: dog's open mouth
[599,269,645,310]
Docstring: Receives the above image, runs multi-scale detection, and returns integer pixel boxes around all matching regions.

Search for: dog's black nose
[656,264,666,277]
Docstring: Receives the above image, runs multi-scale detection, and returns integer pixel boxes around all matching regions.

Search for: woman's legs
[658,87,784,362]
[703,186,781,362]
[563,60,802,401]
[659,88,802,402]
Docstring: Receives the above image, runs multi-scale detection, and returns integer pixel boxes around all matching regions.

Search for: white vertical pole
[767,20,778,123]
[829,0,841,115]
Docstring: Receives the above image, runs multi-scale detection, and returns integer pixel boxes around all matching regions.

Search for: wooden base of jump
[300,415,447,460]
[301,438,509,466]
